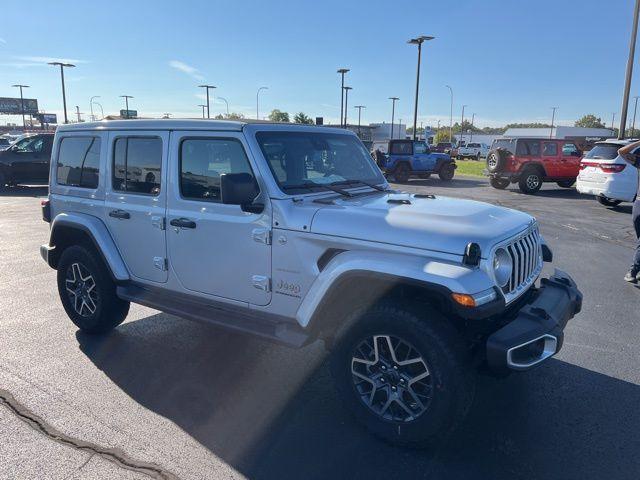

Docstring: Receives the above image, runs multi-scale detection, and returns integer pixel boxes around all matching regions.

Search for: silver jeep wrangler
[41,120,582,446]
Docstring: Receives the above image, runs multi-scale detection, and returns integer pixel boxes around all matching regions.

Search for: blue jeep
[376,139,456,183]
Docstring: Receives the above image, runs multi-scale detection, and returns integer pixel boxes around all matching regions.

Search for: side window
[180,138,253,202]
[15,136,44,153]
[542,141,558,156]
[516,140,540,156]
[56,137,101,189]
[414,142,428,154]
[112,137,162,195]
[562,143,580,156]
[390,142,412,155]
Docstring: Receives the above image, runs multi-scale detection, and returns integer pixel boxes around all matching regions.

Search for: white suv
[40,119,582,446]
[577,139,639,207]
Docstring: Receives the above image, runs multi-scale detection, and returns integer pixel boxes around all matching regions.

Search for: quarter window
[562,143,580,156]
[56,137,101,189]
[542,142,558,156]
[180,138,253,202]
[516,140,540,156]
[112,137,162,195]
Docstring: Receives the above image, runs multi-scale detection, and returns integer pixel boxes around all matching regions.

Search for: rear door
[515,139,541,173]
[105,131,169,283]
[560,142,582,178]
[541,140,561,177]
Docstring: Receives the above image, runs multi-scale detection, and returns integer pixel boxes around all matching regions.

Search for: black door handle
[170,218,196,229]
[109,209,130,219]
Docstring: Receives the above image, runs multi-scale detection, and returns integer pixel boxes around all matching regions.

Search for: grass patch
[455,160,486,177]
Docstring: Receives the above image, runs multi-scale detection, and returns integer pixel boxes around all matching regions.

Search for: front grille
[502,223,542,297]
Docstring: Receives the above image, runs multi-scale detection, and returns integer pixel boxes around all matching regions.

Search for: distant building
[503,126,614,140]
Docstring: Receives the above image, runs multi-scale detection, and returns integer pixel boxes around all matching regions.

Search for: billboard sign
[0,97,39,115]
[120,109,138,118]
[37,113,58,124]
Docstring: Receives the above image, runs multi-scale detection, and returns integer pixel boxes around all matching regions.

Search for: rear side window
[584,144,621,160]
[56,137,101,188]
[180,138,253,202]
[491,139,516,154]
[516,140,540,156]
[113,137,162,195]
[562,143,580,156]
[542,142,558,156]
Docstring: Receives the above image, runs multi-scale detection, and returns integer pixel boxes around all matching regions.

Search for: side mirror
[220,172,262,213]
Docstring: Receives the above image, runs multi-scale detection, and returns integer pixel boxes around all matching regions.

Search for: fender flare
[47,212,129,281]
[296,250,496,330]
[518,161,547,177]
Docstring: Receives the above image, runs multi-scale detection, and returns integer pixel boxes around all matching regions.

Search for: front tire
[490,177,510,190]
[596,196,622,207]
[57,245,129,334]
[438,163,456,181]
[518,169,543,194]
[330,302,475,447]
[393,163,411,183]
[557,180,575,188]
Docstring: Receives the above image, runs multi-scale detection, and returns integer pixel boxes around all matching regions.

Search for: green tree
[574,114,606,129]
[214,112,245,120]
[293,112,314,124]
[269,109,290,122]
[433,129,451,144]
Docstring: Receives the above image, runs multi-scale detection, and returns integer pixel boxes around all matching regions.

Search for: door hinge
[252,228,272,245]
[153,257,168,271]
[252,275,271,292]
[151,216,166,230]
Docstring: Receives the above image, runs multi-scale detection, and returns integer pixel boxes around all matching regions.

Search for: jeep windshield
[256,131,385,194]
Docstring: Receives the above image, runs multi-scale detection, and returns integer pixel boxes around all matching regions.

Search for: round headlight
[493,248,512,287]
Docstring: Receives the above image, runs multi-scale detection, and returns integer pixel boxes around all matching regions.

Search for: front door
[7,135,51,184]
[105,131,169,283]
[413,142,436,171]
[167,132,271,306]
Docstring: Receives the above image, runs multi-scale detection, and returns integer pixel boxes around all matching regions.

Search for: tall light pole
[611,112,616,130]
[354,105,365,136]
[89,95,100,121]
[256,86,268,120]
[470,113,475,141]
[460,105,467,145]
[198,84,216,119]
[408,35,435,141]
[218,96,229,116]
[198,104,207,119]
[75,106,83,123]
[550,107,558,139]
[48,62,75,124]
[619,0,640,138]
[119,95,134,119]
[11,84,29,130]
[337,68,349,127]
[343,86,352,127]
[389,97,399,140]
[445,85,453,143]
[632,96,639,137]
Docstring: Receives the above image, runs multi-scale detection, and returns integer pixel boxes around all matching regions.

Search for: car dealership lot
[1,178,639,480]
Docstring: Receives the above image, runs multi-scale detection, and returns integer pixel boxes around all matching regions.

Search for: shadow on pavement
[77,314,640,480]
[0,185,48,197]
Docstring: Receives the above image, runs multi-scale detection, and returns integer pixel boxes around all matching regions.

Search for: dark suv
[0,133,54,189]
[485,138,582,194]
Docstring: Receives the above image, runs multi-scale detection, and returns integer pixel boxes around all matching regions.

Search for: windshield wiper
[330,179,389,192]
[282,181,354,197]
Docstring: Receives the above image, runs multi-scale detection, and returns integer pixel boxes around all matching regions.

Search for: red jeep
[486,138,582,194]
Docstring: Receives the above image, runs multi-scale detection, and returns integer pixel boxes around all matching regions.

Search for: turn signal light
[451,293,476,307]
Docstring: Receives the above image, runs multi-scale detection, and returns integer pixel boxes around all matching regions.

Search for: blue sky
[0,0,637,128]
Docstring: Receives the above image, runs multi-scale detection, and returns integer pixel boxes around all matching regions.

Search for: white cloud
[0,62,47,69]
[169,60,204,81]
[0,38,6,45]
[15,55,86,65]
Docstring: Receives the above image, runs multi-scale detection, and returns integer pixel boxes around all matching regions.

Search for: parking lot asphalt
[1,177,639,480]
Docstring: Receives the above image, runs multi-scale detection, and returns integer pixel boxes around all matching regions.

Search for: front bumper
[485,269,582,374]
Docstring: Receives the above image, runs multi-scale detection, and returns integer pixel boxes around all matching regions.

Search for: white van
[576,139,639,207]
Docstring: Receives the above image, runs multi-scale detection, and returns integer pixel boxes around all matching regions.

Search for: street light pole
[218,96,229,116]
[256,86,268,120]
[550,107,558,139]
[89,95,100,121]
[11,84,29,131]
[198,85,216,119]
[119,95,134,119]
[198,104,206,119]
[611,112,616,130]
[408,36,434,141]
[48,62,75,124]
[619,0,640,138]
[470,113,475,141]
[337,68,349,127]
[445,85,453,143]
[354,105,365,136]
[93,102,104,120]
[632,96,639,137]
[75,106,82,123]
[343,87,352,127]
[389,97,399,140]
[460,105,467,145]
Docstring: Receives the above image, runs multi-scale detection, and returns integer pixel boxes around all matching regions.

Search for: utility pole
[354,105,365,137]
[119,95,133,119]
[460,105,466,145]
[11,84,29,130]
[48,62,75,124]
[550,107,558,139]
[389,97,399,140]
[198,104,206,119]
[470,113,475,141]
[619,0,640,138]
[611,112,616,130]
[256,86,268,120]
[337,68,349,127]
[632,96,639,137]
[343,86,352,127]
[198,84,216,119]
[75,106,82,123]
[408,36,434,141]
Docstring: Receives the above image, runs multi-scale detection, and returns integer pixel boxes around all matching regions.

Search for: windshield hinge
[252,228,272,245]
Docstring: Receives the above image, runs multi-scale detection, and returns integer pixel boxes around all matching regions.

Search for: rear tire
[475,153,481,161]
[518,168,543,194]
[557,180,575,188]
[57,245,129,334]
[490,177,510,190]
[596,196,622,207]
[393,163,411,183]
[330,302,475,447]
[438,163,455,181]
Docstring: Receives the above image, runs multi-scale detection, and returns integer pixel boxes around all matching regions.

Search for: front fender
[48,212,129,281]
[296,250,495,329]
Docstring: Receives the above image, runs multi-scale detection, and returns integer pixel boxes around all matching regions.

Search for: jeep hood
[310,192,534,257]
